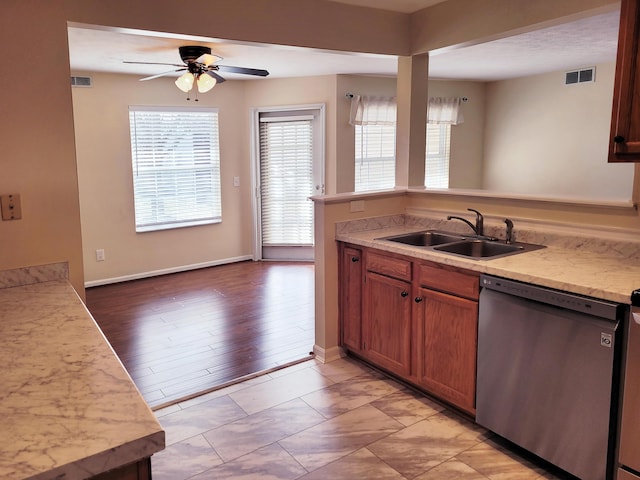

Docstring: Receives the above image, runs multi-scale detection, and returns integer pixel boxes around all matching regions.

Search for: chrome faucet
[447,208,484,236]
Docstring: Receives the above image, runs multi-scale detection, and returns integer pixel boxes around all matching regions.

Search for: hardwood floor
[85,261,315,409]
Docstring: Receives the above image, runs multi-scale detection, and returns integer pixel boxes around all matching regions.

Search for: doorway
[251,105,325,261]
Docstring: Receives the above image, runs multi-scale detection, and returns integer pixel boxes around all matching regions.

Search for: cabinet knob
[351,256,359,263]
[414,297,423,303]
[401,291,409,298]
[614,135,626,143]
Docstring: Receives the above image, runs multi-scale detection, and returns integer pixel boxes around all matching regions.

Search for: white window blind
[350,95,397,192]
[355,124,396,192]
[425,124,451,188]
[259,118,314,245]
[128,106,221,232]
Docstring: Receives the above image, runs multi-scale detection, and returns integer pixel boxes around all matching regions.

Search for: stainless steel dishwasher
[476,275,625,480]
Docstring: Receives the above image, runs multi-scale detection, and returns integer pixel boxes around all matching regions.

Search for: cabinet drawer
[366,251,412,281]
[417,263,478,300]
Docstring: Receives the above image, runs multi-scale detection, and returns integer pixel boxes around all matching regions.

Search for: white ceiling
[67,1,620,83]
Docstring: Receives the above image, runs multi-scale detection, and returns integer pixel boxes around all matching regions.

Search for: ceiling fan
[124,45,269,97]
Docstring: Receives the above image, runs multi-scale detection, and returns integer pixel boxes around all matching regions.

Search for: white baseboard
[313,345,345,363]
[84,255,254,288]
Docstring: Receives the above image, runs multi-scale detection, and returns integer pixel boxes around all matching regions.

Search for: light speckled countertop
[0,264,164,480]
[336,215,640,305]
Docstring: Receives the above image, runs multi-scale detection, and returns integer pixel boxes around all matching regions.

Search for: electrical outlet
[96,249,105,262]
[350,200,365,212]
[0,193,22,220]
[233,176,240,187]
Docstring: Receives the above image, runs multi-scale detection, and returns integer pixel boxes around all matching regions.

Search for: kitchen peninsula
[0,263,164,480]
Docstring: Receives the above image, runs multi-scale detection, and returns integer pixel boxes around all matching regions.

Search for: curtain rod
[345,92,468,102]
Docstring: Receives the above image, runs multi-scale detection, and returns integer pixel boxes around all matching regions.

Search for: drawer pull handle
[401,291,409,298]
[614,135,625,143]
[415,297,423,303]
[351,256,360,263]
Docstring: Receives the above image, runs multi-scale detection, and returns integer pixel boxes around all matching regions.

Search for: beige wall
[482,62,634,200]
[73,72,253,283]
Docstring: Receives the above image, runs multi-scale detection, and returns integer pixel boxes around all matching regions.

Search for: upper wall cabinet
[610,0,640,162]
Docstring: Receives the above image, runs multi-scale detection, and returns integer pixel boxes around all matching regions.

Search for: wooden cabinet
[92,458,151,480]
[363,270,412,376]
[414,289,477,411]
[609,0,640,162]
[338,242,479,415]
[339,244,363,353]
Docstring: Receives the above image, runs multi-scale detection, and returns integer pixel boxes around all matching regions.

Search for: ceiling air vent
[565,67,595,85]
[71,76,92,87]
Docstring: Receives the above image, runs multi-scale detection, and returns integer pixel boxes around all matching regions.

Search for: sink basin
[379,230,465,247]
[433,239,544,259]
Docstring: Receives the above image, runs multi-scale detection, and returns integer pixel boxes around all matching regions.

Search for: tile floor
[151,356,569,480]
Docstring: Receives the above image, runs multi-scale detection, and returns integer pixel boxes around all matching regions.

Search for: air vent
[71,76,92,87]
[565,67,595,85]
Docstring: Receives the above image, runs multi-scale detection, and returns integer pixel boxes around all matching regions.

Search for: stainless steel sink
[376,230,545,260]
[378,230,465,246]
[434,239,545,259]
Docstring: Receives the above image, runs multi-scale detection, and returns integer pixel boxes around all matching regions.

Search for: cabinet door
[363,271,412,376]
[609,0,640,162]
[414,287,478,414]
[340,245,363,352]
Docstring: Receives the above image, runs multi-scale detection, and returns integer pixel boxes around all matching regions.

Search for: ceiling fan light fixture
[197,73,217,93]
[175,72,194,92]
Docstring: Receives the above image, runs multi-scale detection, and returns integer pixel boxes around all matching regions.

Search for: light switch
[1,194,22,220]
[233,176,240,187]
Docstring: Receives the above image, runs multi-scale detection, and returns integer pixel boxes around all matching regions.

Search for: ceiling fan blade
[139,68,186,81]
[195,53,223,67]
[204,70,226,84]
[123,61,185,67]
[216,65,269,77]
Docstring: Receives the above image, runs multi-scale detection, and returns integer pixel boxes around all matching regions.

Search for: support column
[395,54,429,188]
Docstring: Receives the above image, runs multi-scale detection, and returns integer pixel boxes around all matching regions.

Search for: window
[350,96,462,191]
[128,106,221,232]
[349,95,397,192]
[425,124,451,188]
[355,123,396,192]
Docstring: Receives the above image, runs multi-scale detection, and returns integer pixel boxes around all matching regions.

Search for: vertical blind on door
[129,106,221,232]
[259,117,314,245]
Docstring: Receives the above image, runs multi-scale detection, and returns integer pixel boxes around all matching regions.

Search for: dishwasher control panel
[480,275,624,321]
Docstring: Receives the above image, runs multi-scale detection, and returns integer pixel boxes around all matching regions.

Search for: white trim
[84,255,253,288]
[313,345,345,363]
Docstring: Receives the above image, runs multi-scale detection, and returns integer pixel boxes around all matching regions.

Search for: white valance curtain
[348,94,464,126]
[348,95,397,126]
[428,97,464,125]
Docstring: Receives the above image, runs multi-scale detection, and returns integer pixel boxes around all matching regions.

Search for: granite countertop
[337,221,640,305]
[0,276,165,479]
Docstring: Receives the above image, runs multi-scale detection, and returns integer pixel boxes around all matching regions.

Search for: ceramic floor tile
[158,395,247,445]
[368,411,489,478]
[174,373,274,410]
[300,372,401,418]
[202,398,326,462]
[413,459,489,479]
[229,367,335,415]
[267,358,322,378]
[151,434,223,480]
[279,404,403,472]
[297,448,406,480]
[370,388,445,426]
[190,443,308,480]
[456,439,559,480]
[310,356,377,382]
